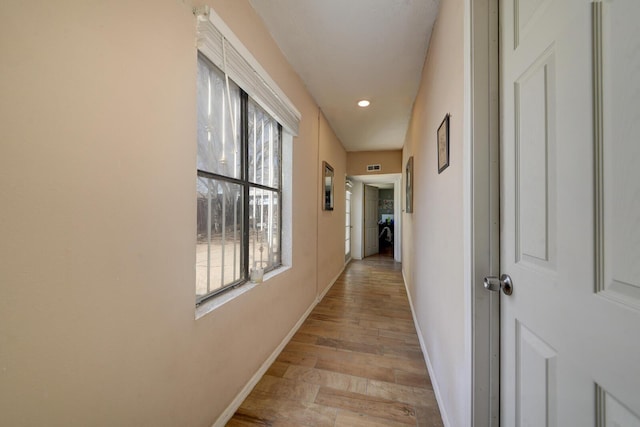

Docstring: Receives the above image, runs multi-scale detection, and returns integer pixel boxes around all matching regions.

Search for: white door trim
[392,175,402,262]
[349,174,402,262]
[363,184,380,257]
[465,0,500,425]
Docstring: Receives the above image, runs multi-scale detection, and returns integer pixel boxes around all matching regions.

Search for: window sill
[195,265,291,320]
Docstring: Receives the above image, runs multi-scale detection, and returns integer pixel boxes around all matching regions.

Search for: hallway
[228,256,444,426]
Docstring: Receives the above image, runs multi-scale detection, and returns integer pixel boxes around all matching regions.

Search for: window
[194,7,299,308]
[196,54,282,304]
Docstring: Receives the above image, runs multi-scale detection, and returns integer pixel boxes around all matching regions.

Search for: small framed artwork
[322,161,334,211]
[405,156,413,213]
[438,114,450,174]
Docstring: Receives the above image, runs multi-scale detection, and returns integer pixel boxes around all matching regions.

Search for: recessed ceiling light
[357,100,370,108]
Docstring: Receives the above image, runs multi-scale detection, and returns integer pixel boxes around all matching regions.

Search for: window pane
[248,187,280,273]
[248,99,280,188]
[197,55,241,179]
[196,176,244,301]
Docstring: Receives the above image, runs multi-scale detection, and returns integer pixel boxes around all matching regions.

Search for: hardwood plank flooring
[227,254,444,426]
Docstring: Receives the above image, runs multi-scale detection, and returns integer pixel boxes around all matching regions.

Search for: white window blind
[195,7,301,136]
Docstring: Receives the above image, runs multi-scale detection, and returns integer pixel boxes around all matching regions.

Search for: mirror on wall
[323,161,334,211]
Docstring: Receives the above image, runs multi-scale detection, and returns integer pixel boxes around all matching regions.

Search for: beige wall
[401,0,466,425]
[318,113,348,293]
[346,150,402,176]
[0,1,346,426]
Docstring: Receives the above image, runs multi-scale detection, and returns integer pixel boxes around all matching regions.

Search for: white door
[364,185,379,257]
[499,0,640,425]
[345,189,352,261]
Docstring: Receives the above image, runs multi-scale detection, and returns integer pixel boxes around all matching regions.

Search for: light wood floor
[227,254,444,426]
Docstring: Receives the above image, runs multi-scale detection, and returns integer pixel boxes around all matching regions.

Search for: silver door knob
[483,274,513,296]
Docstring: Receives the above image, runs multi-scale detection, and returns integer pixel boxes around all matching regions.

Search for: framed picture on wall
[322,161,334,211]
[405,156,413,213]
[438,114,450,173]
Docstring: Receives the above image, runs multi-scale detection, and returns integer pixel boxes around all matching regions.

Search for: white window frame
[195,7,300,136]
[195,6,297,317]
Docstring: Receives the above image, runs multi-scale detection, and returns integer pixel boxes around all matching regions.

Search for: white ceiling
[351,173,399,189]
[249,0,440,152]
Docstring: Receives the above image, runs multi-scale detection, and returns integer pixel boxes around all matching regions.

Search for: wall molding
[590,0,640,311]
[595,382,640,426]
[402,270,452,427]
[592,0,605,294]
[212,265,345,427]
[595,383,606,427]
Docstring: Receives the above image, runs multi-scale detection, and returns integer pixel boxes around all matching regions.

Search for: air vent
[366,164,381,172]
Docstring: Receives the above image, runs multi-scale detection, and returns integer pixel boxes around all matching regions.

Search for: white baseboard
[401,270,452,427]
[212,265,345,426]
[317,266,344,303]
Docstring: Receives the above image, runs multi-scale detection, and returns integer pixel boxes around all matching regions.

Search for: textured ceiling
[249,0,440,152]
